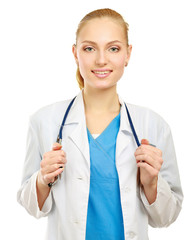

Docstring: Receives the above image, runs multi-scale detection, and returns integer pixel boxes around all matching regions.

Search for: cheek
[78,54,92,69]
[112,54,127,68]
[77,55,93,79]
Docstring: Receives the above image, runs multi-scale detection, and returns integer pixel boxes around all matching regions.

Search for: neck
[82,86,121,114]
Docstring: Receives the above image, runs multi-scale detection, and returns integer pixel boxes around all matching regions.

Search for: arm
[136,139,162,205]
[17,116,65,218]
[36,171,51,210]
[36,143,66,210]
[17,116,51,218]
[135,126,183,227]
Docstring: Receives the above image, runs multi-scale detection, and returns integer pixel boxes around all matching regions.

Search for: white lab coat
[17,90,183,240]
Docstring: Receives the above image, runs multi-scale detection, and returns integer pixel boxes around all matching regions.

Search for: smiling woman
[72,18,132,91]
[17,8,183,240]
[73,8,130,90]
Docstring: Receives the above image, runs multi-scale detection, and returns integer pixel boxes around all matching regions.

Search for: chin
[84,76,119,90]
[92,83,117,91]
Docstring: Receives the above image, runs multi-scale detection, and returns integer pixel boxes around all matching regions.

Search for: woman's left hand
[134,139,163,203]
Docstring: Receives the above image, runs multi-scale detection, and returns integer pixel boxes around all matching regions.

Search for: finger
[141,139,157,153]
[52,142,62,151]
[136,144,162,157]
[141,138,157,151]
[135,152,162,170]
[135,147,157,158]
[141,139,149,145]
[137,161,159,176]
[135,153,153,164]
[49,154,66,164]
[135,142,162,169]
[43,163,65,174]
[141,139,156,147]
[41,155,66,174]
[43,149,66,161]
[44,167,64,184]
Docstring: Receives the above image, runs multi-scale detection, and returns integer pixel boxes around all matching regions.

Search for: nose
[95,50,108,66]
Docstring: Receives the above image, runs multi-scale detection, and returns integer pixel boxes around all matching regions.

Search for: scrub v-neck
[87,112,121,140]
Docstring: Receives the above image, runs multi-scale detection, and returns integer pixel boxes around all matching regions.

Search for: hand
[38,143,67,186]
[135,139,163,188]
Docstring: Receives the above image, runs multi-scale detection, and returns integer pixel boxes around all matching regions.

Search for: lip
[91,69,113,78]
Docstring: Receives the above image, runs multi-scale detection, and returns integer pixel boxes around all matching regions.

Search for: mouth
[91,69,113,78]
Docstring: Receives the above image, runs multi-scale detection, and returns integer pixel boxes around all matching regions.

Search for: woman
[17,8,183,240]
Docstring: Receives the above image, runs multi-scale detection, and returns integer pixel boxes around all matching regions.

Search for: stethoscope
[48,96,145,187]
[56,96,141,147]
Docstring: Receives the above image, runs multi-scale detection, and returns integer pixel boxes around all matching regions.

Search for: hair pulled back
[75,8,129,90]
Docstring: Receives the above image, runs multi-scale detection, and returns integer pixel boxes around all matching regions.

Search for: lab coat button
[128,231,136,239]
[77,177,83,180]
[72,219,80,224]
[125,186,131,192]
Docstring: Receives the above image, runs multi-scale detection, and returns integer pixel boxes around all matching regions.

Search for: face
[73,17,132,90]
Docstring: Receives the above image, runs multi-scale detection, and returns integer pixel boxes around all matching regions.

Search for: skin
[36,143,66,210]
[36,17,163,210]
[73,18,131,91]
[135,139,163,204]
[72,17,132,134]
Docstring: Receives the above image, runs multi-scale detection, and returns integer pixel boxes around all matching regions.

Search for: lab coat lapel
[116,95,136,159]
[63,92,136,167]
[64,90,90,168]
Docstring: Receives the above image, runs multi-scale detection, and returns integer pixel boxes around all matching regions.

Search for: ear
[72,44,79,65]
[125,44,132,66]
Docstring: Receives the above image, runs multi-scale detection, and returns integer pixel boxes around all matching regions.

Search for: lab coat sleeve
[17,115,53,219]
[140,122,183,228]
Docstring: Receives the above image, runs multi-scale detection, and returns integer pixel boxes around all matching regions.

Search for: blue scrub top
[85,113,125,240]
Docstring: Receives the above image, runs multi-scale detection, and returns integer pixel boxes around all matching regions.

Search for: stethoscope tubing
[124,103,141,147]
[56,96,76,144]
[50,96,142,187]
[57,97,140,147]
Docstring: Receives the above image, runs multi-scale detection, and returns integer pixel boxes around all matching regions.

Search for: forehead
[77,17,126,44]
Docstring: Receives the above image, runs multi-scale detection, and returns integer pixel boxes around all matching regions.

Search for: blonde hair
[75,8,129,90]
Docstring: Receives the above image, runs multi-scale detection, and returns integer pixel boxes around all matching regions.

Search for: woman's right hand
[37,142,67,187]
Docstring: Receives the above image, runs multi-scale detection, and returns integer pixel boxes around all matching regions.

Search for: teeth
[93,71,110,74]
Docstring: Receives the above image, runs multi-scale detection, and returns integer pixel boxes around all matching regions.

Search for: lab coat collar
[65,90,133,136]
[64,90,85,125]
[64,90,90,168]
[64,90,134,166]
[65,90,132,131]
[117,94,135,159]
[118,94,133,135]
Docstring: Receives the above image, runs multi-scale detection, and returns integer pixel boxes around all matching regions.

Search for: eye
[84,47,95,52]
[109,47,120,52]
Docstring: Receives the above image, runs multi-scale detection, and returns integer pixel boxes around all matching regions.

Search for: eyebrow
[81,40,123,45]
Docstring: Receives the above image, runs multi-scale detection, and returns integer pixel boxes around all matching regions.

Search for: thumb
[52,142,62,151]
[141,139,149,145]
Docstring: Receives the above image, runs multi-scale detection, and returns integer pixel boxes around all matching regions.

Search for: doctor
[17,8,183,240]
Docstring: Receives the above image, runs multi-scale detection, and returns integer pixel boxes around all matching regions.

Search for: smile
[91,69,112,78]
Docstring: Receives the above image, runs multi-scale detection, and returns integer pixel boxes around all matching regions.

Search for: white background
[0,0,195,239]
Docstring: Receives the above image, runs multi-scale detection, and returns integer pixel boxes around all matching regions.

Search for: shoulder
[119,94,170,130]
[125,102,164,119]
[29,98,73,126]
[125,103,173,148]
[124,102,171,133]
